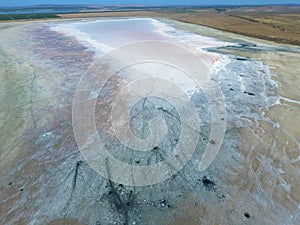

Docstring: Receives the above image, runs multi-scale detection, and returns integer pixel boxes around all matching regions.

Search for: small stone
[161,199,166,207]
[244,213,250,219]
[201,176,216,190]
[209,140,216,144]
[76,161,83,166]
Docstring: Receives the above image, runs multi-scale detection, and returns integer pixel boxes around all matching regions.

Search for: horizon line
[1,3,300,8]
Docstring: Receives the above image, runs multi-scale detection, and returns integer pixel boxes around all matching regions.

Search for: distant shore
[1,5,300,46]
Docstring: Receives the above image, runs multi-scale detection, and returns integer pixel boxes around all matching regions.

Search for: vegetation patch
[0,13,59,21]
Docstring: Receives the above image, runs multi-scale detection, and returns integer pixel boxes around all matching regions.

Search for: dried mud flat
[0,18,299,225]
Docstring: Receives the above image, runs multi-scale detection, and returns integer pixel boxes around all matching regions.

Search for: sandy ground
[0,18,299,225]
[164,20,300,225]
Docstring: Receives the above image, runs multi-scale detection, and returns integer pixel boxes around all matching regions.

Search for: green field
[0,13,59,21]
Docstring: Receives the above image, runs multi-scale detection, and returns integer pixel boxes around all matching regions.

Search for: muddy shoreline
[0,19,299,225]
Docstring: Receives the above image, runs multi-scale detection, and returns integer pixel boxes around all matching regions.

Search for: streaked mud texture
[0,19,299,225]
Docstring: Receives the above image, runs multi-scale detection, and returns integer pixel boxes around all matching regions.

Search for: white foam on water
[122,62,199,94]
[50,24,114,55]
[50,18,232,61]
[49,18,236,98]
[50,18,163,56]
[210,55,231,75]
[279,96,300,105]
[150,18,177,37]
[50,18,280,121]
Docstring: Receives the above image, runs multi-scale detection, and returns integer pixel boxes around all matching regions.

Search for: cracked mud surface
[0,19,299,225]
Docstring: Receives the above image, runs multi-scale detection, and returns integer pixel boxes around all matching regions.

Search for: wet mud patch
[0,19,299,225]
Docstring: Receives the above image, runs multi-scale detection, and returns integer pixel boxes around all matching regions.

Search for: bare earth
[0,6,300,225]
